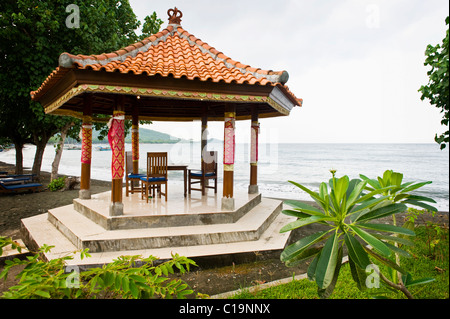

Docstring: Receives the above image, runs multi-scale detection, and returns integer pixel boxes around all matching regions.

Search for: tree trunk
[51,122,74,181]
[13,141,24,175]
[32,133,51,181]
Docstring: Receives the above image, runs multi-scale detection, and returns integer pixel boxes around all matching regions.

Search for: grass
[230,225,449,299]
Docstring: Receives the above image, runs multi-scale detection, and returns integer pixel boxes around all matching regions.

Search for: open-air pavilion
[23,8,303,266]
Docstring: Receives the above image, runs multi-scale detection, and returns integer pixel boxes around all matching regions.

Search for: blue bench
[0,176,34,185]
[0,181,42,194]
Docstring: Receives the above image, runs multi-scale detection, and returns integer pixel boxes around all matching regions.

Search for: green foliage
[0,241,200,299]
[47,176,66,192]
[406,208,447,260]
[280,169,437,299]
[358,170,438,297]
[0,137,11,148]
[359,169,438,212]
[140,11,164,40]
[0,236,23,257]
[79,253,197,299]
[1,244,80,299]
[419,16,449,149]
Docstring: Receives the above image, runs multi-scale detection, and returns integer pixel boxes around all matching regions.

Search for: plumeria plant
[359,170,437,213]
[358,170,437,297]
[280,170,436,299]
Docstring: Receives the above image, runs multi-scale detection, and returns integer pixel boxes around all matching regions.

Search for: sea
[1,142,449,212]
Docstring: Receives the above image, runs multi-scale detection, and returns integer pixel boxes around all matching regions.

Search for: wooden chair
[140,152,168,202]
[188,151,217,195]
[125,151,145,197]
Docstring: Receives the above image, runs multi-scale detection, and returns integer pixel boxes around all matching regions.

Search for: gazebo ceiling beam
[52,84,279,117]
[53,97,278,122]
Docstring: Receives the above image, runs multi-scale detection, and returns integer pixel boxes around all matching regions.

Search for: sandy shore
[1,160,448,297]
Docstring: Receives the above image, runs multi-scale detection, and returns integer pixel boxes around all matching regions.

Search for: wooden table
[168,165,188,197]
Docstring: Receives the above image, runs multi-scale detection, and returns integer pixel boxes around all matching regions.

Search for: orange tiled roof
[31,8,301,106]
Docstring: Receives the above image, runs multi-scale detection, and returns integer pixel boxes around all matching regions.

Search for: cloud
[130,0,449,143]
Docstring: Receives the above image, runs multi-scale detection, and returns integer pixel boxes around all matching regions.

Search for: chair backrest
[125,151,133,175]
[147,152,168,178]
[202,151,217,174]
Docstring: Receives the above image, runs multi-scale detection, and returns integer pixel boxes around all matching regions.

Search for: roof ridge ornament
[168,7,182,25]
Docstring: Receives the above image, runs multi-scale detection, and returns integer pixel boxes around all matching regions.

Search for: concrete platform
[72,189,262,230]
[48,198,281,252]
[21,184,296,268]
[21,210,295,268]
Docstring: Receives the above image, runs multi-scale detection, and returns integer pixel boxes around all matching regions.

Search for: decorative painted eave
[45,84,295,121]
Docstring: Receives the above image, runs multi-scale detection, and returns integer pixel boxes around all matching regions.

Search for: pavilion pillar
[109,96,125,216]
[131,101,139,175]
[201,106,211,188]
[249,106,259,194]
[222,105,236,210]
[201,106,208,162]
[79,95,93,199]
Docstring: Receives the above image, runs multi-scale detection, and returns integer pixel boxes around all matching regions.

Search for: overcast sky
[129,0,449,144]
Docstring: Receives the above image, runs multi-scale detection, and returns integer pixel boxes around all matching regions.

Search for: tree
[419,16,449,150]
[0,0,158,178]
[140,11,163,40]
[0,92,33,174]
[50,120,75,181]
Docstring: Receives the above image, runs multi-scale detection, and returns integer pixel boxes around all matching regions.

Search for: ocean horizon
[1,142,448,211]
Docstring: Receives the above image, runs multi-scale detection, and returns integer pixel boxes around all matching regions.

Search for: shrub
[0,239,202,299]
[47,176,66,192]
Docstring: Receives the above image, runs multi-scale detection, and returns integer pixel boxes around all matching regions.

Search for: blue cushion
[0,177,32,182]
[140,177,167,182]
[128,173,146,179]
[190,171,215,177]
[2,183,42,190]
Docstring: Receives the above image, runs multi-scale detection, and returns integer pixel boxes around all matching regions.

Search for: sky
[128,0,449,144]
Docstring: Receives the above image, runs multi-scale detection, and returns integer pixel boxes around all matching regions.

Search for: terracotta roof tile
[31,8,301,106]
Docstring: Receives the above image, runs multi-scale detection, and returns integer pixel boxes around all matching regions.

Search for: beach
[1,158,448,297]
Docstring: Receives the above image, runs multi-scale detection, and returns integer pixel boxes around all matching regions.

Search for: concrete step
[47,198,283,253]
[47,204,105,250]
[21,209,297,269]
[21,213,78,260]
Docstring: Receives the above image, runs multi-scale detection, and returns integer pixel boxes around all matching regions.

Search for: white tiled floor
[76,183,259,217]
